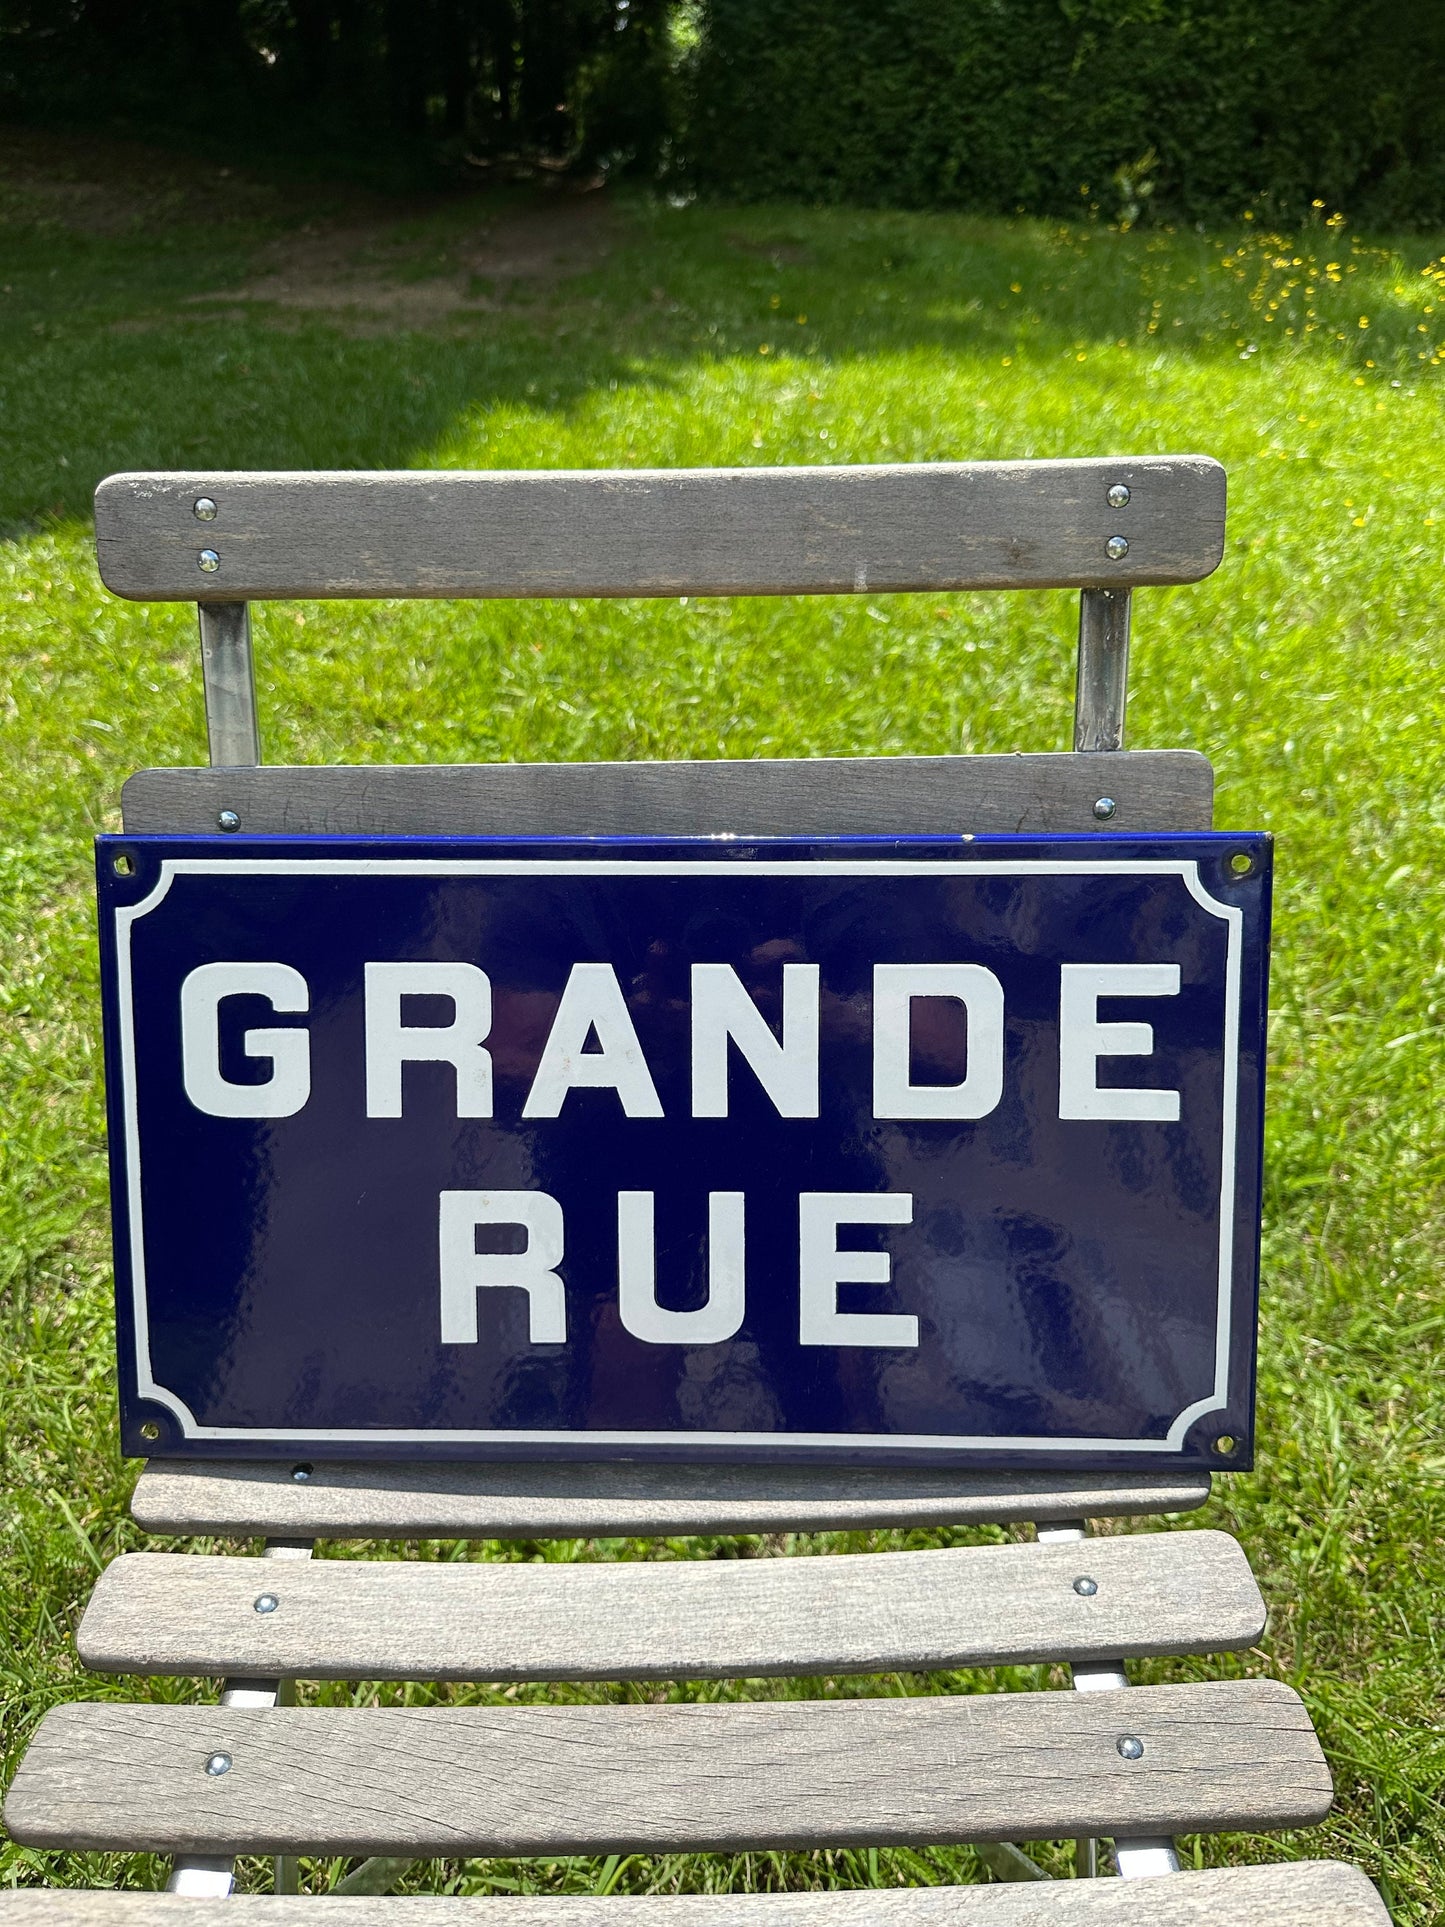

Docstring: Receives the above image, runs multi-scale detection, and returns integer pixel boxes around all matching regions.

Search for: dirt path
[1,129,619,328]
[200,191,618,325]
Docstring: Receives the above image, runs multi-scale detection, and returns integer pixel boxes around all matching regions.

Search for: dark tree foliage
[2,0,1441,222]
[0,0,677,178]
[689,0,1445,228]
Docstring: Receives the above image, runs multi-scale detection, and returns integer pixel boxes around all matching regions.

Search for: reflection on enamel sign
[96,833,1271,1469]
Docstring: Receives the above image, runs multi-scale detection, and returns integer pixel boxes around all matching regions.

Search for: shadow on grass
[2,128,1443,536]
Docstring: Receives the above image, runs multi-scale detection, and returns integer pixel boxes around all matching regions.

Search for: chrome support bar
[198,602,261,768]
[165,1857,236,1898]
[1114,1839,1185,1878]
[1034,1519,1089,1543]
[1074,587,1132,752]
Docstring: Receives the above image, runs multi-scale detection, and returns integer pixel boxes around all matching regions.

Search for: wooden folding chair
[3,456,1387,1926]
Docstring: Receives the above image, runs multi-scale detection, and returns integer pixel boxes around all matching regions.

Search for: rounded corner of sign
[1165,1395,1229,1450]
[126,1384,200,1455]
[1169,1399,1254,1477]
[110,861,179,923]
[1177,860,1247,921]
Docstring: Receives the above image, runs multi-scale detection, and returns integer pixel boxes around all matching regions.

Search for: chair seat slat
[93,459,1226,602]
[4,1681,1331,1857]
[78,1533,1264,1684]
[0,1863,1393,1926]
[129,1461,1210,1540]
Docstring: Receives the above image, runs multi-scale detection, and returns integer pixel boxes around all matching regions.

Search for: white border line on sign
[114,856,1245,1452]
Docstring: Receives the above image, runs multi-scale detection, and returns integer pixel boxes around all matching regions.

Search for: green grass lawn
[3,133,1445,1919]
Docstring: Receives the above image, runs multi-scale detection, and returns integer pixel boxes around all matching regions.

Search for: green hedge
[687,0,1445,227]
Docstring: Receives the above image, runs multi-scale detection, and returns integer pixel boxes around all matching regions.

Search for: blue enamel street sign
[96,833,1270,1469]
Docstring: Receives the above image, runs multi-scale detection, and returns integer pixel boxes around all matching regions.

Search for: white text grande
[179,957,1184,1125]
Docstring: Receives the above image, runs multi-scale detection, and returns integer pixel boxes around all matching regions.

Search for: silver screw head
[205,1752,232,1776]
[1106,483,1131,509]
[1073,1576,1098,1596]
[292,1463,312,1482]
[193,497,218,521]
[1093,797,1117,820]
[1117,1736,1144,1760]
[1105,533,1130,561]
[198,548,221,573]
[217,809,241,833]
[253,1593,279,1614]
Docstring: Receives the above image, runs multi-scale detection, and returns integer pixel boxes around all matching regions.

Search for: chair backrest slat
[94,459,1226,602]
[127,1458,1212,1539]
[120,749,1212,838]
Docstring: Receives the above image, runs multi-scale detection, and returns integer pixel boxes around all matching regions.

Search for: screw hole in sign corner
[1229,852,1253,877]
[139,1420,160,1442]
[1211,1433,1238,1458]
[112,852,135,878]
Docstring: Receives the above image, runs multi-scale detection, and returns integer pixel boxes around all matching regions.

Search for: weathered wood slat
[0,1862,1393,1925]
[3,1680,1330,1855]
[93,459,1226,602]
[119,750,1213,837]
[129,1460,1210,1539]
[77,1532,1264,1683]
